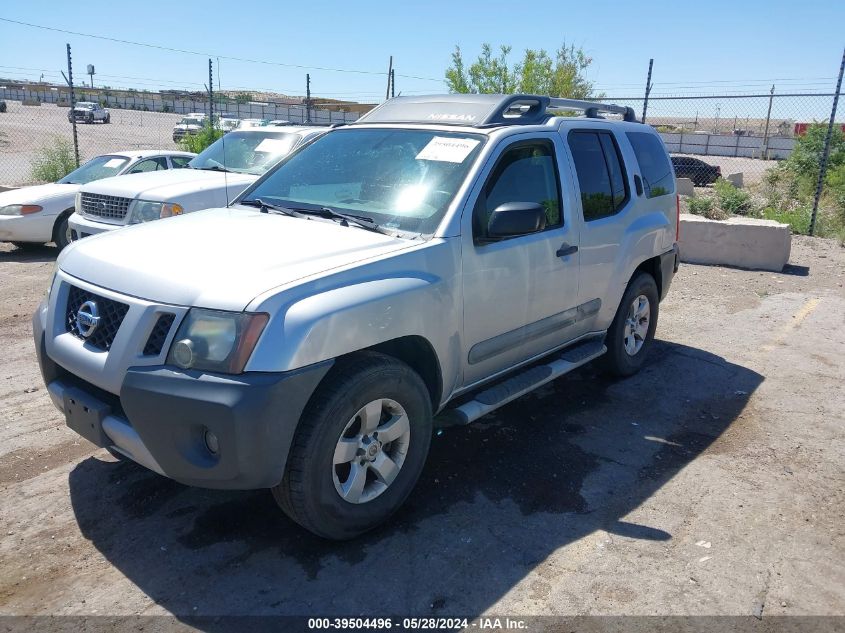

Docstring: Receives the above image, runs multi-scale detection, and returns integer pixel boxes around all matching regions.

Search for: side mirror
[487,202,547,238]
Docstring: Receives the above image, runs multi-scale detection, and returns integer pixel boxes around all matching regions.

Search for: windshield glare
[58,155,130,184]
[242,128,485,234]
[188,131,300,175]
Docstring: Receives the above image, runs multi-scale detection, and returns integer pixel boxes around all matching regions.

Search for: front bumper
[0,213,54,243]
[34,323,332,489]
[68,213,123,241]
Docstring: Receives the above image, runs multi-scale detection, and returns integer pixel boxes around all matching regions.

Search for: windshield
[241,128,485,234]
[58,155,130,184]
[179,117,204,126]
[188,130,302,175]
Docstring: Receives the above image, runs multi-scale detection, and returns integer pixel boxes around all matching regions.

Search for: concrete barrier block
[727,172,744,188]
[679,213,791,272]
[21,99,41,106]
[676,178,695,196]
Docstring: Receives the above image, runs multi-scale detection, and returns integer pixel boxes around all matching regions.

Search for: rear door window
[567,130,629,222]
[626,132,674,198]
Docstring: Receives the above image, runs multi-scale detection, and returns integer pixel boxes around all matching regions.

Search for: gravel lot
[0,236,844,626]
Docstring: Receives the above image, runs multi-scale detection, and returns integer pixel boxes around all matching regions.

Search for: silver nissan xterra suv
[34,94,679,539]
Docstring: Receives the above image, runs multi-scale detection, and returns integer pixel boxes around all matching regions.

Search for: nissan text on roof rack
[67,126,327,240]
[0,150,195,250]
[34,94,679,539]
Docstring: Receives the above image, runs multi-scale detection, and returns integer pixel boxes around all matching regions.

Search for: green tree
[179,124,223,153]
[446,42,598,98]
[785,123,845,197]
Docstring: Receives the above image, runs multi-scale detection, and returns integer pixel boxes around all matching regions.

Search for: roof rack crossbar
[547,97,636,121]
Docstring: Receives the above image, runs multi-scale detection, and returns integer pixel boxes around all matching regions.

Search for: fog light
[172,338,194,368]
[204,427,219,455]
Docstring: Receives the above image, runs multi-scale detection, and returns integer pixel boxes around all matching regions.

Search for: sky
[0,1,843,103]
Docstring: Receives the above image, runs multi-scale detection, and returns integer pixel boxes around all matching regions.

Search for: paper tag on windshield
[416,137,480,163]
[254,138,292,153]
[104,158,124,168]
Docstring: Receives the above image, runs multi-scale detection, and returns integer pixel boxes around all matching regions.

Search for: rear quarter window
[626,132,674,198]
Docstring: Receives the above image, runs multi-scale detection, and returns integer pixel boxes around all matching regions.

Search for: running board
[436,338,606,427]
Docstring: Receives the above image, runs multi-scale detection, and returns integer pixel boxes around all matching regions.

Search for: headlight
[129,200,184,224]
[166,309,269,374]
[0,204,43,216]
[74,192,82,214]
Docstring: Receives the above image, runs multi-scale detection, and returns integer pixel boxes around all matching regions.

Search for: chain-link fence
[2,47,843,239]
[0,51,369,189]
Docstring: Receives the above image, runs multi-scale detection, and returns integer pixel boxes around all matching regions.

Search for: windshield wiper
[196,165,232,173]
[240,198,307,219]
[291,205,395,236]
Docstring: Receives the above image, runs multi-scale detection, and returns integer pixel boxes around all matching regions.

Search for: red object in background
[794,122,845,136]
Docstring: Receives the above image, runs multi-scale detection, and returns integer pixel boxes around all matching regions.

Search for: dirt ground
[0,236,843,626]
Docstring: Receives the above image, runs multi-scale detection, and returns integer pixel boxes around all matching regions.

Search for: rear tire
[273,352,432,540]
[601,272,659,377]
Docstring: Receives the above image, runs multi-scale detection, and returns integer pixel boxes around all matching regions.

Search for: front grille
[65,286,129,351]
[79,192,132,220]
[143,313,175,356]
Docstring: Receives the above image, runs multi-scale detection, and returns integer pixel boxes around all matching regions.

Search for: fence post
[66,44,80,168]
[810,47,845,236]
[761,84,775,159]
[306,74,312,124]
[208,59,214,122]
[642,58,653,124]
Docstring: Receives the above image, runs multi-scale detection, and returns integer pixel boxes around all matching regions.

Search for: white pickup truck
[68,126,327,240]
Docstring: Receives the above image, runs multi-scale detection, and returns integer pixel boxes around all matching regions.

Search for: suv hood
[81,169,256,202]
[58,207,412,311]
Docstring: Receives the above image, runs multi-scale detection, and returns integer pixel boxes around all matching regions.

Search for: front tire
[53,212,72,250]
[273,352,433,540]
[601,272,659,377]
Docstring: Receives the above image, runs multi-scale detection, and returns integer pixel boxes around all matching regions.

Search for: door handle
[556,243,578,257]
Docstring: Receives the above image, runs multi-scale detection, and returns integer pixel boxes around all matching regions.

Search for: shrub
[687,196,727,220]
[179,124,223,153]
[713,178,752,215]
[30,136,77,183]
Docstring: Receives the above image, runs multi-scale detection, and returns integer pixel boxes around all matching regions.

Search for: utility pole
[810,47,845,236]
[761,84,775,159]
[642,58,653,124]
[65,44,80,168]
[386,56,393,101]
[306,73,312,123]
[391,68,395,98]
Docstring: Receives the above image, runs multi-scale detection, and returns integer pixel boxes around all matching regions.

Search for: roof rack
[356,94,639,127]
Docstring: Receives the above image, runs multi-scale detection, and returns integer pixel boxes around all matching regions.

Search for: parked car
[68,102,110,124]
[237,118,269,129]
[34,94,679,539]
[69,126,327,240]
[219,117,241,133]
[0,150,194,250]
[671,155,721,186]
[172,115,207,143]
